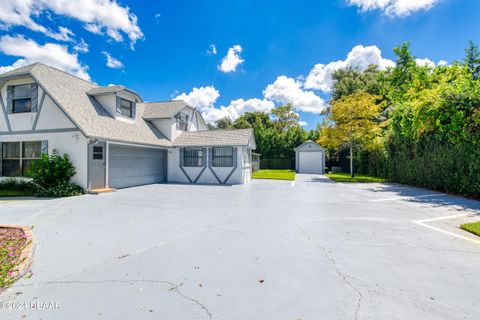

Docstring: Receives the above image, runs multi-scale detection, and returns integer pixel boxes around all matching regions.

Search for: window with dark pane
[184,148,203,167]
[93,146,103,160]
[176,112,189,131]
[212,147,234,167]
[120,98,133,117]
[1,141,41,177]
[12,84,32,113]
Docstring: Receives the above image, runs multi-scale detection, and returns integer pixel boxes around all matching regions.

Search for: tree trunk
[350,145,354,178]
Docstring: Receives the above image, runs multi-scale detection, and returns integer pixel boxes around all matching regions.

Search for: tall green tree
[331,65,381,101]
[464,41,480,79]
[215,117,233,129]
[319,92,382,177]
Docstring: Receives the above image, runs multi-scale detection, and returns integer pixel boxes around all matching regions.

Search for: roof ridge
[144,99,187,104]
[32,62,97,86]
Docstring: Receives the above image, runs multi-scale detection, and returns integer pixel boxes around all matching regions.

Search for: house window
[12,85,33,113]
[183,148,203,167]
[1,141,41,177]
[92,146,104,160]
[176,113,189,131]
[212,147,234,167]
[120,98,133,117]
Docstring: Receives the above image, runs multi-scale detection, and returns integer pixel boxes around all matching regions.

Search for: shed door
[109,145,167,189]
[298,151,323,174]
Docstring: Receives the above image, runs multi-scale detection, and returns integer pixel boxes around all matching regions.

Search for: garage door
[109,145,167,189]
[298,151,323,174]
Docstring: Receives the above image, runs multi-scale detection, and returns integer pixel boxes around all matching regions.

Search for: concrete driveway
[1,175,480,319]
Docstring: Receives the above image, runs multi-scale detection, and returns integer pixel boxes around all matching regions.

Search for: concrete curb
[1,224,36,282]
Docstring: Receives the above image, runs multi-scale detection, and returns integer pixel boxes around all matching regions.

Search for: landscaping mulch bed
[0,227,31,289]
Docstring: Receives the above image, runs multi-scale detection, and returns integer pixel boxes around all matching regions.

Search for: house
[295,140,326,174]
[0,63,256,189]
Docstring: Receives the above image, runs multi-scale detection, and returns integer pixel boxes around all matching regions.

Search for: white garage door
[298,151,323,174]
[109,145,167,189]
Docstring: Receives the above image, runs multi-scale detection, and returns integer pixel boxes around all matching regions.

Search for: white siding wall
[1,132,89,188]
[95,94,116,117]
[35,94,76,129]
[168,147,249,184]
[0,76,89,188]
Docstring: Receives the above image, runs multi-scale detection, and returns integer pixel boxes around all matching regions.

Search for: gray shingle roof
[143,100,192,119]
[87,85,142,102]
[173,129,254,147]
[8,63,171,147]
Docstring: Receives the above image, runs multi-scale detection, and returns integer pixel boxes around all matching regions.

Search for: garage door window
[2,141,41,176]
[212,147,233,167]
[184,148,203,167]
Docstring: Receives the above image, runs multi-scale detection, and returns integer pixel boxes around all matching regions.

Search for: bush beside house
[27,151,85,197]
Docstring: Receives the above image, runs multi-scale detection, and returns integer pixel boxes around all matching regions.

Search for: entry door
[89,142,106,189]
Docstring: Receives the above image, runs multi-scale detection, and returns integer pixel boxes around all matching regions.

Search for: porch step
[88,188,117,194]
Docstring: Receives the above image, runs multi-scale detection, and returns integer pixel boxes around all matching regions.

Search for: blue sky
[0,0,478,129]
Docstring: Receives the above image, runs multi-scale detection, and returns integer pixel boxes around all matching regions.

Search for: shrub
[35,181,85,198]
[27,150,85,197]
[0,178,35,192]
[27,151,76,188]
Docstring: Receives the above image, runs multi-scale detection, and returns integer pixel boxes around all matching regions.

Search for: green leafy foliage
[329,41,480,198]
[27,150,85,197]
[212,105,321,167]
[0,178,36,197]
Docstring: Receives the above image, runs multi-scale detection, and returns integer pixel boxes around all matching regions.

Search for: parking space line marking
[370,194,442,202]
[291,181,295,187]
[412,214,480,245]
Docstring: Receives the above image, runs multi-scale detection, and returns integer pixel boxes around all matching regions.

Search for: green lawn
[0,190,36,197]
[460,222,480,237]
[326,172,387,183]
[253,169,296,181]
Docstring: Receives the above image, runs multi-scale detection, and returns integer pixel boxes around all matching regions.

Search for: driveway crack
[296,224,363,320]
[6,279,213,319]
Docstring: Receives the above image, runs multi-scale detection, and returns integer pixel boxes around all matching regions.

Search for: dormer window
[176,112,189,131]
[12,84,33,113]
[120,98,133,118]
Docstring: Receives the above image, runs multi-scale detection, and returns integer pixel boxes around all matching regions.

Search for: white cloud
[73,39,89,53]
[346,0,439,16]
[0,0,143,47]
[174,86,220,111]
[415,58,435,67]
[218,45,244,73]
[437,60,448,66]
[207,44,217,55]
[202,98,275,124]
[304,45,395,92]
[0,35,90,80]
[299,121,308,127]
[264,76,326,114]
[49,26,74,41]
[102,51,123,69]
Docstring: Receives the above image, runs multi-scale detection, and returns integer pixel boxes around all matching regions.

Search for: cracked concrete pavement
[0,174,479,319]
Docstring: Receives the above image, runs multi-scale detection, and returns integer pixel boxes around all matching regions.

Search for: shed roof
[294,140,325,151]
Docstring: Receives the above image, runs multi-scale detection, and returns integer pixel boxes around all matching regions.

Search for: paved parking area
[0,174,479,319]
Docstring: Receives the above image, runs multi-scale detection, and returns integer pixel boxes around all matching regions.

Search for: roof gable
[1,63,171,147]
[294,140,325,151]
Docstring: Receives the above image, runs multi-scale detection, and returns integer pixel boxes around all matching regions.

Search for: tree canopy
[213,105,320,160]
[322,41,480,197]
